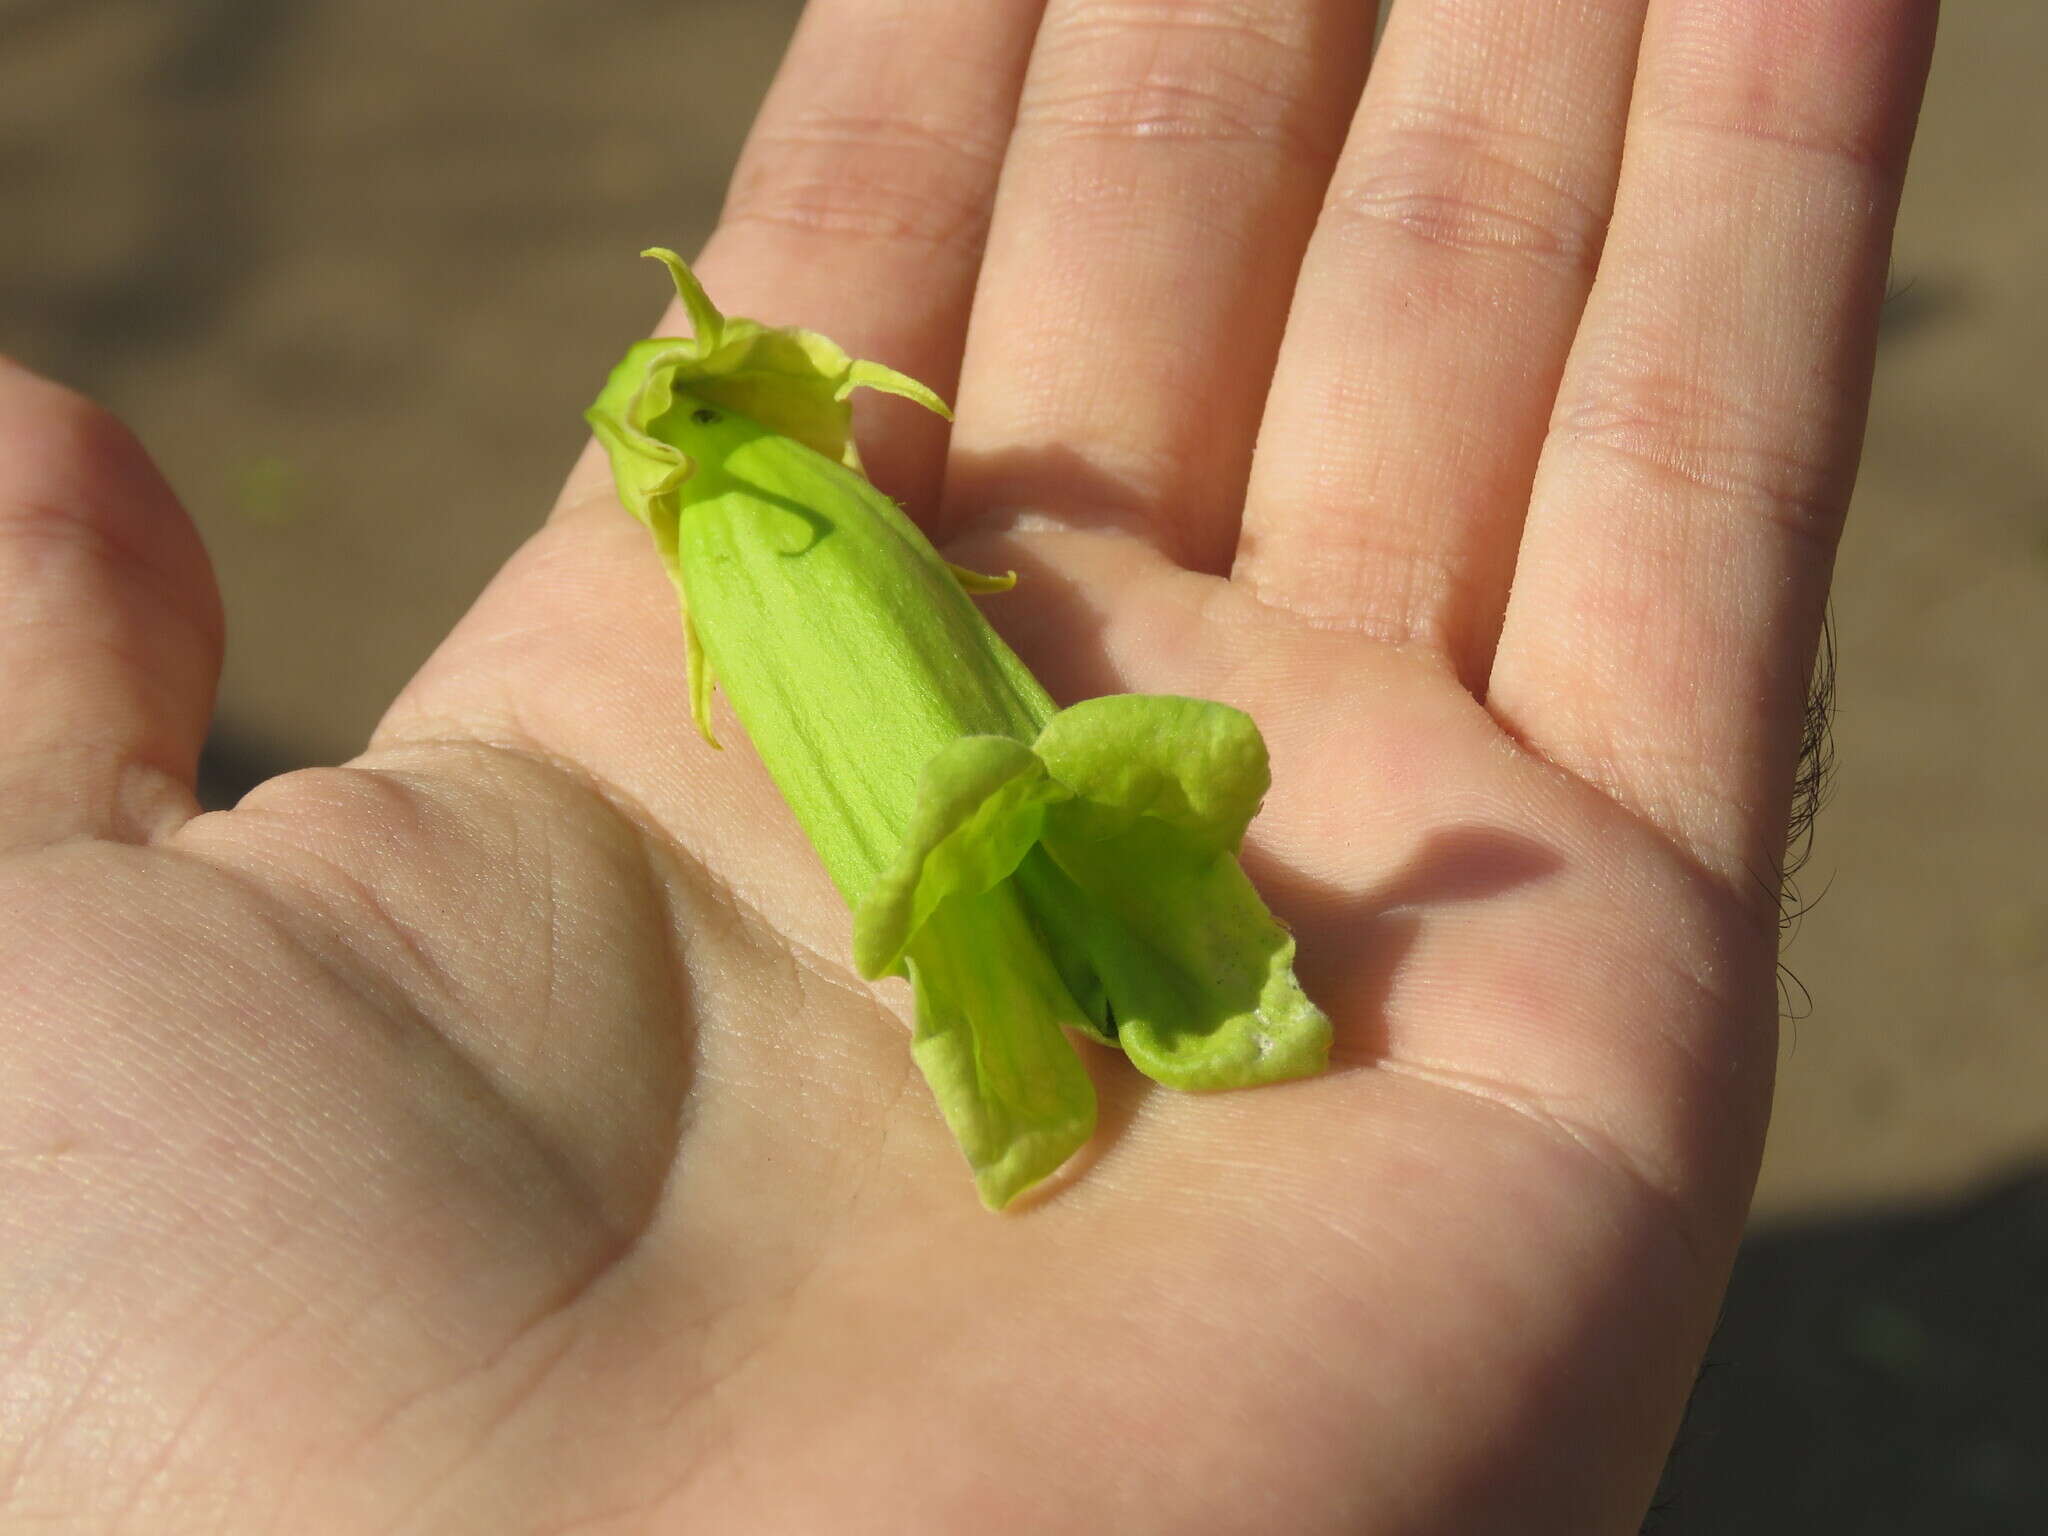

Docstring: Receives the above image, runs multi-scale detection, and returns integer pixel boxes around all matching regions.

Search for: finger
[557,0,1048,518]
[401,4,1044,928]
[0,361,223,854]
[938,0,1373,571]
[1233,0,1646,680]
[1486,0,1938,885]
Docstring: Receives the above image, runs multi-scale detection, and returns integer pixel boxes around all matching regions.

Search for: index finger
[557,0,1046,517]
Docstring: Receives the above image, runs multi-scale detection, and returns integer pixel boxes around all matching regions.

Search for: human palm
[2,2,1934,1532]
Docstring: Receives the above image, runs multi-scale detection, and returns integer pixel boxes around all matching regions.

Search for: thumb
[0,359,224,855]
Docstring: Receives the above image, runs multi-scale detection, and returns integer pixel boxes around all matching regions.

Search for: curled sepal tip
[640,247,723,352]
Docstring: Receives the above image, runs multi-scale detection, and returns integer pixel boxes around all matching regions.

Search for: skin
[0,1,1937,1531]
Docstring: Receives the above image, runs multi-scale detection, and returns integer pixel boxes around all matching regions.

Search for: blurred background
[2,1,2041,1528]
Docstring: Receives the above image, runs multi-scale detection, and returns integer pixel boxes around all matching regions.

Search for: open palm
[1,2,1935,1531]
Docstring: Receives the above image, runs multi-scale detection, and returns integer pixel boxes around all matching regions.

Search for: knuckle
[723,111,1003,254]
[0,492,158,609]
[1325,114,1606,275]
[1638,0,1920,188]
[0,372,153,497]
[1651,104,1889,180]
[0,381,217,650]
[1640,59,1901,187]
[1022,2,1342,171]
[1553,372,1847,552]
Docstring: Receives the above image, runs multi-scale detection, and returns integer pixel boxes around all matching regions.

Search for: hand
[0,2,1936,1530]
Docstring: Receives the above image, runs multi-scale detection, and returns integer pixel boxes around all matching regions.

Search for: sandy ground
[3,2,2042,1528]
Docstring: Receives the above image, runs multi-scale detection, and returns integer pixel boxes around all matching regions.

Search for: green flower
[587,250,1330,1208]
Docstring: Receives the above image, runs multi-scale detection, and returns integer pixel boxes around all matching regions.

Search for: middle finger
[939,0,1375,571]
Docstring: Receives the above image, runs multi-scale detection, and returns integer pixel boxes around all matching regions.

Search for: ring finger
[1233,0,1648,682]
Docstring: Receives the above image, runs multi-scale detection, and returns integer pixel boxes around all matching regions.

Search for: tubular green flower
[587,250,1331,1208]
